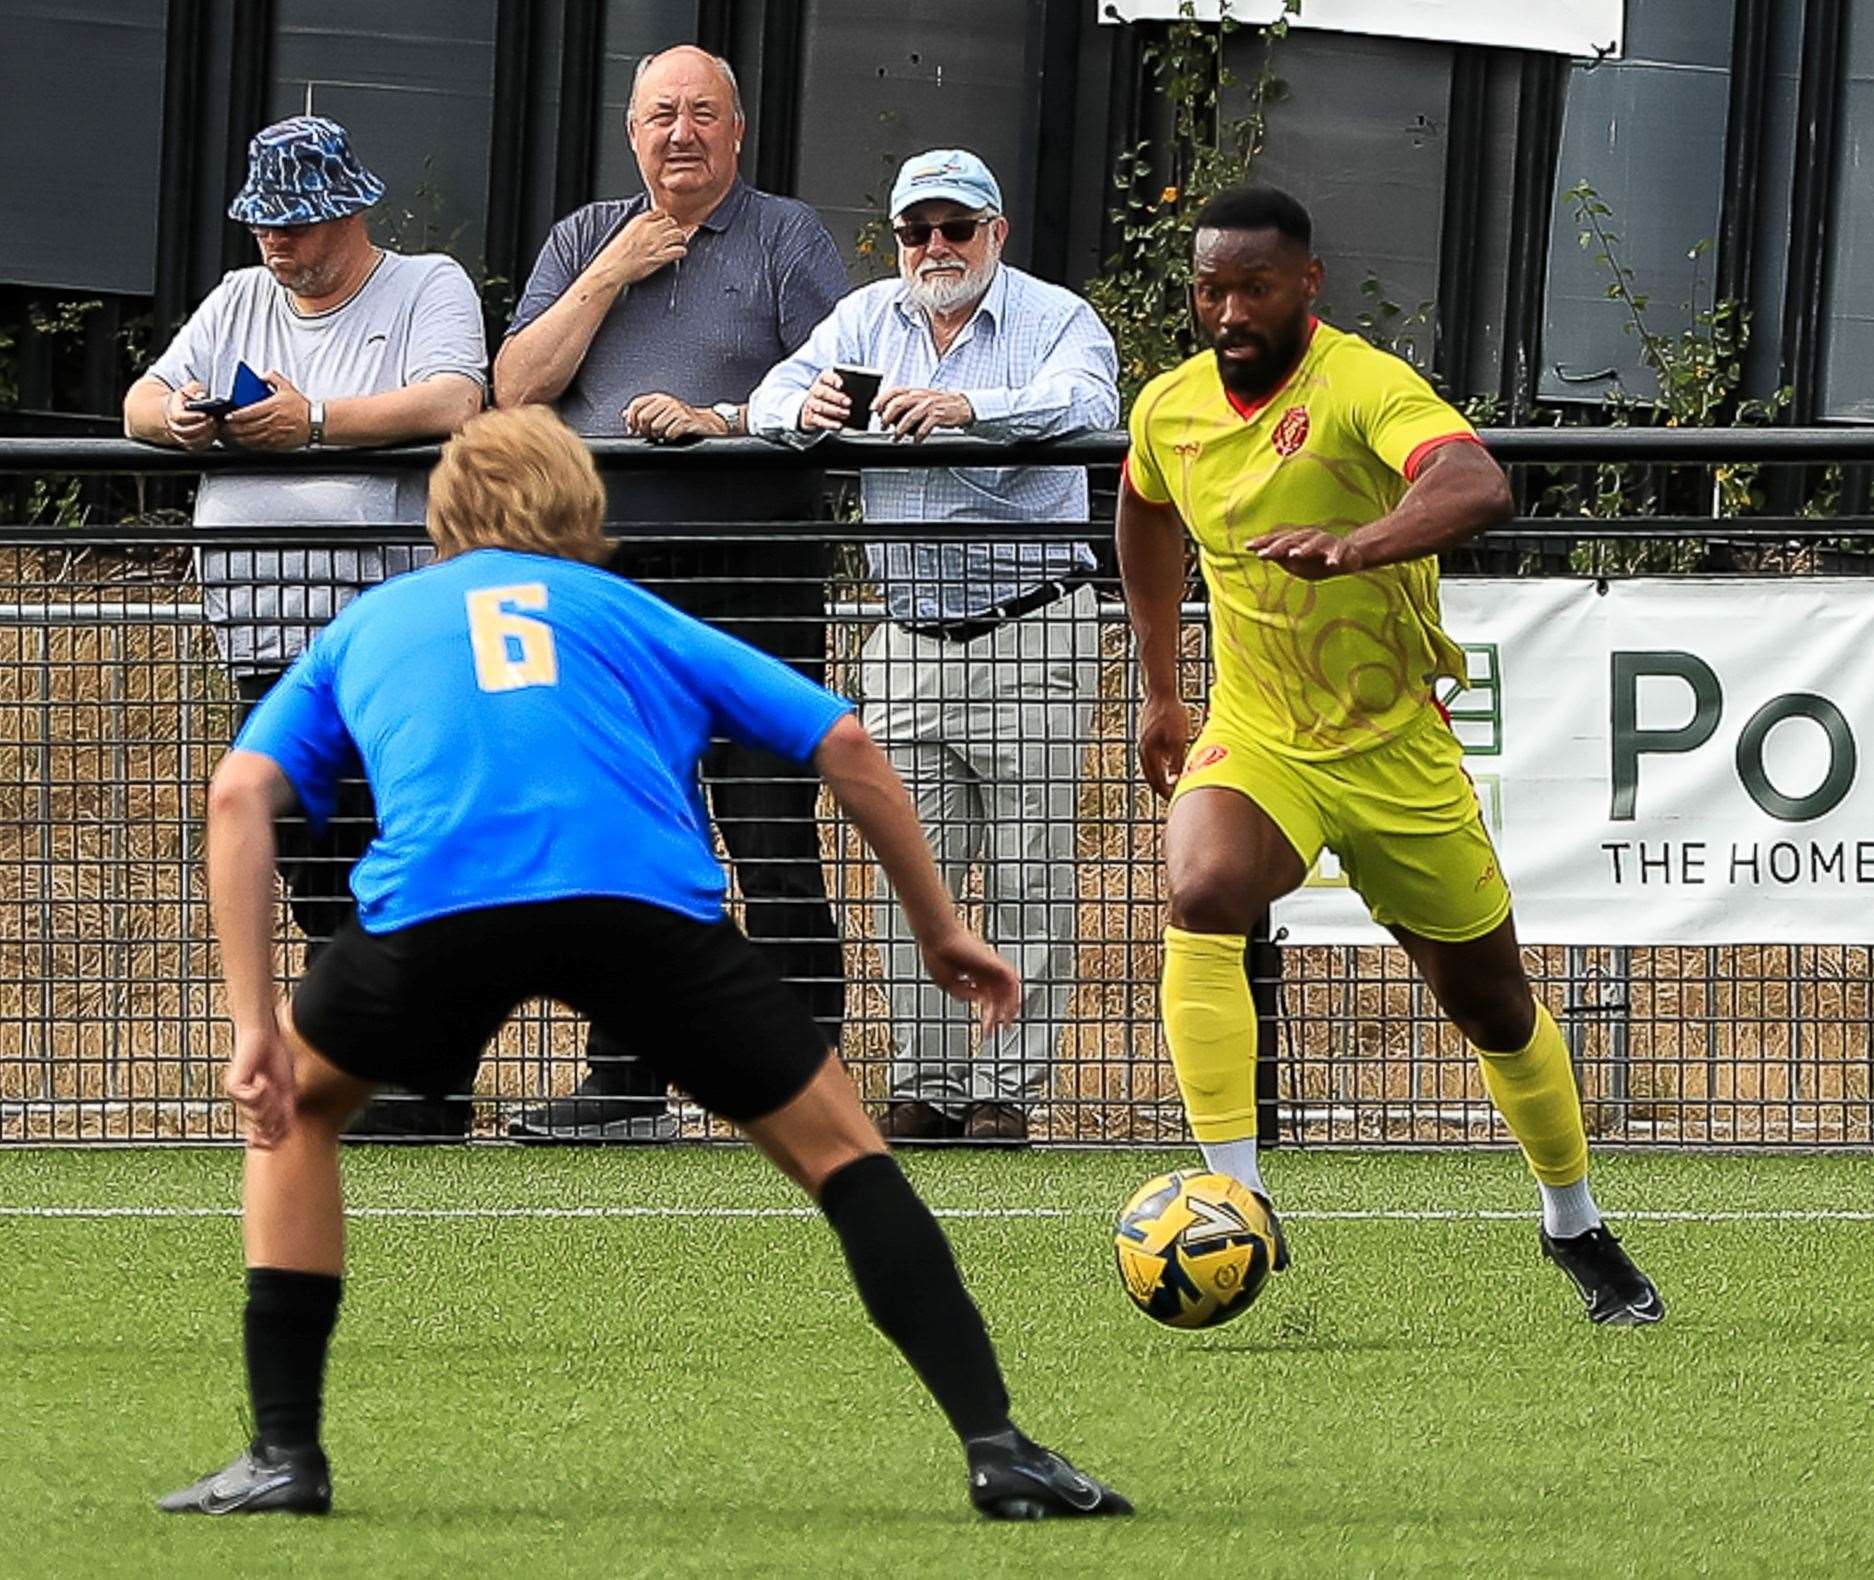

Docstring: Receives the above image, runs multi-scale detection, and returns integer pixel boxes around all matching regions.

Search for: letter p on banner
[1609,651,1722,821]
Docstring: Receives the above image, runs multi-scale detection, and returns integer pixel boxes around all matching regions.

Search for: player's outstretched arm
[813,715,1022,1034]
[205,750,301,1147]
[1251,440,1514,580]
[1116,476,1193,799]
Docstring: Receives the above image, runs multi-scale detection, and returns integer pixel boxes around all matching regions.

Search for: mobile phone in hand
[184,363,273,419]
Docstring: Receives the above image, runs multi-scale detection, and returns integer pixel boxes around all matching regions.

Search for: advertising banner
[1274,578,1874,945]
[1098,1,1624,60]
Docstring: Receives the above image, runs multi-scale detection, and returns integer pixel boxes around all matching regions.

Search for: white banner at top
[1273,578,1874,947]
[1098,0,1625,60]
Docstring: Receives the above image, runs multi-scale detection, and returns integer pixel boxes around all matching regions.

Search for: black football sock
[817,1152,1012,1442]
[244,1267,343,1452]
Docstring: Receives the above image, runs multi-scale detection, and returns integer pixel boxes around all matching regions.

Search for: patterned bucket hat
[227,116,385,227]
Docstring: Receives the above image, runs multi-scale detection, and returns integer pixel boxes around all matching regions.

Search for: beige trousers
[860,586,1100,1111]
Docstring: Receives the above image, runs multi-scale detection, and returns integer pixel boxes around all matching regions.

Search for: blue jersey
[234,548,853,933]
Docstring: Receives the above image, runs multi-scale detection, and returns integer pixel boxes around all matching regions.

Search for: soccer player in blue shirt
[157,406,1129,1522]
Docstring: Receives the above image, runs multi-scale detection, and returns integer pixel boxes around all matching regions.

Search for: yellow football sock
[1161,926,1259,1143]
[1473,1002,1589,1187]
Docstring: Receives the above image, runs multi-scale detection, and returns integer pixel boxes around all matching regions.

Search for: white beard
[905,250,999,316]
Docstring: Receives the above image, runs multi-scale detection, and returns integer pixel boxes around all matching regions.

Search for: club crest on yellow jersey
[1272,404,1310,456]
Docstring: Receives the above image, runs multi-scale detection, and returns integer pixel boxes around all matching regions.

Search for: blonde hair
[427,405,609,565]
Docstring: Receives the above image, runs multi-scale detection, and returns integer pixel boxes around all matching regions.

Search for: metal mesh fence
[0,525,1190,1143]
[1276,942,1873,1147]
[0,512,1868,1146]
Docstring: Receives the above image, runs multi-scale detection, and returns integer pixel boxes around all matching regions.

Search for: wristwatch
[709,401,743,436]
[307,399,327,448]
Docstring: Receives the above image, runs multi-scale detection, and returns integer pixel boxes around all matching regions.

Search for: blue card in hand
[230,362,273,409]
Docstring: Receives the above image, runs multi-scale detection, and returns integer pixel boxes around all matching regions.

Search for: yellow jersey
[1127,320,1478,760]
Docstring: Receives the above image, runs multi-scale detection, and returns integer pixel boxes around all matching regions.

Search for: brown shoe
[962,1102,1028,1145]
[880,1100,964,1143]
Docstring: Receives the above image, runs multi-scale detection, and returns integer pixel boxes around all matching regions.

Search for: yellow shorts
[1169,711,1511,943]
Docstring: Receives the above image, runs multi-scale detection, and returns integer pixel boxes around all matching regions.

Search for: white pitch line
[1299,1208,1874,1223]
[0,1204,1068,1222]
[4,1205,1874,1223]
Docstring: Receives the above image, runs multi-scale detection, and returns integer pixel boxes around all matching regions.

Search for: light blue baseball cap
[888,149,1003,219]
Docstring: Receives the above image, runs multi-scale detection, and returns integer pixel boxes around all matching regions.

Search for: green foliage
[1455,390,1506,428]
[2,293,160,524]
[1548,182,1801,571]
[1349,275,1435,371]
[116,307,155,379]
[24,476,86,527]
[0,322,16,411]
[2,293,153,417]
[27,297,104,340]
[376,161,513,324]
[1565,182,1789,438]
[1085,3,1299,406]
[374,161,458,258]
[850,112,911,284]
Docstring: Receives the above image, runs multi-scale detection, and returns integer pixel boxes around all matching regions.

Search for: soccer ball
[1113,1169,1278,1329]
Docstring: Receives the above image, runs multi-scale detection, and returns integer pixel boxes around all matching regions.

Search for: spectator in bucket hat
[126,113,487,1140]
[227,116,388,228]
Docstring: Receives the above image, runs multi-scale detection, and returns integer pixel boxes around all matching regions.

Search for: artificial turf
[3,1146,1870,1579]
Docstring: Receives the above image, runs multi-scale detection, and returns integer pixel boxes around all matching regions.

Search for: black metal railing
[1,430,1869,1146]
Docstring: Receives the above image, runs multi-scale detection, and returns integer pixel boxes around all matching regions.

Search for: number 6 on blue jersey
[466,584,558,692]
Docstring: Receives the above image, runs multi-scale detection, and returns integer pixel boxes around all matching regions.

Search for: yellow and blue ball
[1113,1168,1277,1329]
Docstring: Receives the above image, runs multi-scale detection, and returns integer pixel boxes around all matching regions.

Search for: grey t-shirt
[508,180,846,526]
[147,250,487,672]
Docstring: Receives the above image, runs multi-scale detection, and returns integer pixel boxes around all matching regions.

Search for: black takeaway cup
[832,364,884,430]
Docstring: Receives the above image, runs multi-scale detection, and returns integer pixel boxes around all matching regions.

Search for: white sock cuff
[1199,1138,1267,1199]
[1539,1176,1601,1238]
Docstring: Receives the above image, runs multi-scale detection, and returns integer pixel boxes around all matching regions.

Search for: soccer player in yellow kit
[1117,185,1662,1325]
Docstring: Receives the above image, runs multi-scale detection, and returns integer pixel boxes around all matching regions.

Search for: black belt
[898,577,1085,644]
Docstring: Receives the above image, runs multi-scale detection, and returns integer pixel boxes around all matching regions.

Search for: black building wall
[0,0,1864,427]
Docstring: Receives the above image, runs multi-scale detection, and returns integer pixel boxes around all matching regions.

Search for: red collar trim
[1222,317,1319,422]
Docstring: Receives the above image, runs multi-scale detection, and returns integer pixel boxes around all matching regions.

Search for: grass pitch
[4,1146,1871,1579]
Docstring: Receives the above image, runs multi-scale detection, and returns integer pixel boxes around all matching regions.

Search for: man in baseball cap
[750,146,1119,1146]
[886,148,1004,220]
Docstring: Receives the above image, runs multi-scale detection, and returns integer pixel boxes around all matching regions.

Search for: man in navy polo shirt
[156,406,1129,1525]
[495,44,851,1142]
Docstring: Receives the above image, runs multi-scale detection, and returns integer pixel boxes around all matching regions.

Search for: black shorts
[291,898,830,1123]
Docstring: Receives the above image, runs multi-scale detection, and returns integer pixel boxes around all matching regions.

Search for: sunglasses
[892,216,992,248]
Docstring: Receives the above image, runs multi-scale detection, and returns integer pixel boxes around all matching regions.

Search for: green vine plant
[1086,1,1300,407]
[0,322,16,411]
[8,293,174,526]
[5,299,108,526]
[1349,276,1434,372]
[1563,181,1791,511]
[850,110,911,285]
[25,476,85,528]
[376,162,513,327]
[1541,182,1797,572]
